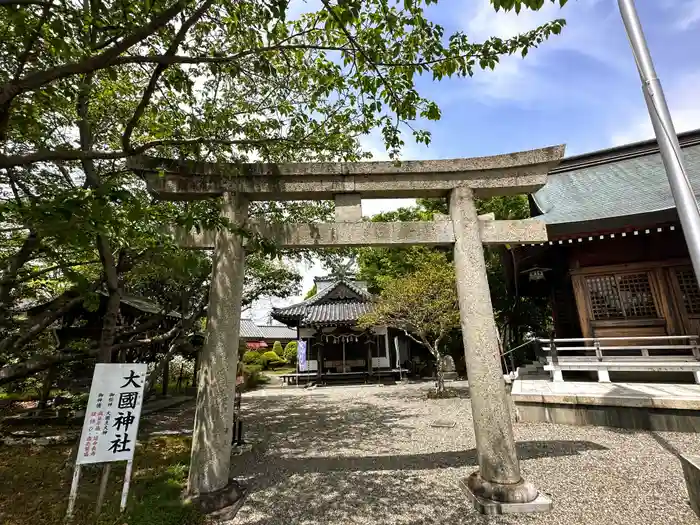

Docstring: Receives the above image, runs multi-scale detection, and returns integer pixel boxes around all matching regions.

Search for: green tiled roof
[533,131,700,230]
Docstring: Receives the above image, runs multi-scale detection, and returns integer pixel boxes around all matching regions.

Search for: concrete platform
[680,455,700,519]
[512,379,700,431]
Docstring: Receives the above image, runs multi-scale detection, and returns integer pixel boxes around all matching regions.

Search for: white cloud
[461,0,623,103]
[357,129,436,217]
[467,0,563,41]
[666,0,700,31]
[610,70,700,146]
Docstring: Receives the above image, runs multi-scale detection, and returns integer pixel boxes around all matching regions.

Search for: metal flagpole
[618,0,700,285]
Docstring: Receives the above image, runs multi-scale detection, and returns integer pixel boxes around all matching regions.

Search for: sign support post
[65,464,82,521]
[64,363,147,522]
[95,464,111,513]
[120,459,135,512]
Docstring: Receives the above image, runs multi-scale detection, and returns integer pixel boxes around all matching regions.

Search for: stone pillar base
[459,472,552,515]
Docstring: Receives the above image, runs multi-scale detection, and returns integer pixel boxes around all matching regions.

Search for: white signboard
[76,363,147,465]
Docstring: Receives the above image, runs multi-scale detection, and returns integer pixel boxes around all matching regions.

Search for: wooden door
[668,265,700,336]
[571,266,670,341]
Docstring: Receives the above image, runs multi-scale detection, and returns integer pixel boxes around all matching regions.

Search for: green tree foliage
[271,340,284,358]
[357,203,450,293]
[0,0,565,386]
[359,253,459,393]
[303,283,317,299]
[283,340,298,364]
[357,196,551,363]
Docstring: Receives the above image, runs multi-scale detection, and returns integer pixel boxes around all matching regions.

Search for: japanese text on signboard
[77,363,147,465]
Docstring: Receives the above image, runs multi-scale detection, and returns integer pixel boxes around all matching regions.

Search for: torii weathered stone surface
[183,192,249,497]
[172,217,548,249]
[131,144,565,513]
[129,146,563,200]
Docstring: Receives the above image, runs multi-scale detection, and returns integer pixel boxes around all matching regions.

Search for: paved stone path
[220,383,699,525]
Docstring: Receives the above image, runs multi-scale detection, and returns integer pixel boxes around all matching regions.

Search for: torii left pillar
[188,192,248,499]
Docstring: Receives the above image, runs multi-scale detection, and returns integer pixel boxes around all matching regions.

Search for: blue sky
[249,0,700,323]
[373,0,700,159]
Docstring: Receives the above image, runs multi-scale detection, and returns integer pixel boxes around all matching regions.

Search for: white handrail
[542,345,698,351]
[538,335,697,343]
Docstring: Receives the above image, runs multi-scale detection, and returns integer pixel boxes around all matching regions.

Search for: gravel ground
[223,383,699,525]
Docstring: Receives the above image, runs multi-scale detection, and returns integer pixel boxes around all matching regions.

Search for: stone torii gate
[130,144,565,514]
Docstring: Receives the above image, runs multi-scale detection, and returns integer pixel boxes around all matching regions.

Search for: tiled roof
[272,278,374,326]
[257,325,297,339]
[25,290,181,319]
[302,302,374,324]
[117,294,181,318]
[239,320,296,340]
[239,318,264,339]
[533,130,700,231]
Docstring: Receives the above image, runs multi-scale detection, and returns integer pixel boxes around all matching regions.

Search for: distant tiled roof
[23,290,181,319]
[272,278,374,326]
[257,325,297,340]
[533,129,700,234]
[314,274,368,293]
[239,318,264,339]
[116,294,181,318]
[239,320,296,340]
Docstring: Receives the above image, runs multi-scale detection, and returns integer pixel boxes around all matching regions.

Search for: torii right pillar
[450,186,551,514]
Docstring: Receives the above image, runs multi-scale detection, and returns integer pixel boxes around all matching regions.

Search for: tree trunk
[435,354,445,394]
[192,350,199,387]
[0,230,41,316]
[177,363,184,392]
[144,338,182,401]
[0,292,87,355]
[0,350,83,385]
[161,356,170,396]
[38,365,55,409]
[98,288,121,361]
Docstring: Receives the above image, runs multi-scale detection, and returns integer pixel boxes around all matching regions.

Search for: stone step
[516,361,549,379]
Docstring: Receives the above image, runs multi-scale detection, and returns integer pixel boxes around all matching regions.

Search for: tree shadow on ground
[229,394,607,525]
[140,402,197,433]
[239,394,417,456]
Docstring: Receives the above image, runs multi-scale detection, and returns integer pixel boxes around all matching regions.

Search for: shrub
[260,350,281,369]
[244,364,263,374]
[283,341,298,365]
[69,392,90,411]
[267,359,288,369]
[272,341,284,357]
[242,351,263,365]
[242,364,267,391]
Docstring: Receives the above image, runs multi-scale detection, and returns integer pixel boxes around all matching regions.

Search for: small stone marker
[441,355,456,372]
[430,419,456,428]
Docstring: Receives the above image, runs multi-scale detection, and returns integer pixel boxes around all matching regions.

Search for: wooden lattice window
[675,268,700,315]
[585,273,658,320]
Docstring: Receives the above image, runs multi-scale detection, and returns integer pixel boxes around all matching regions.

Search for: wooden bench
[538,335,700,383]
[280,372,317,385]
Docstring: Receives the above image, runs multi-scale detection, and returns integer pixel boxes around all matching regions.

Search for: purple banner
[297,341,307,371]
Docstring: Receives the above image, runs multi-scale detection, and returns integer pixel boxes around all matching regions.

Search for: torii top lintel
[129,145,565,201]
